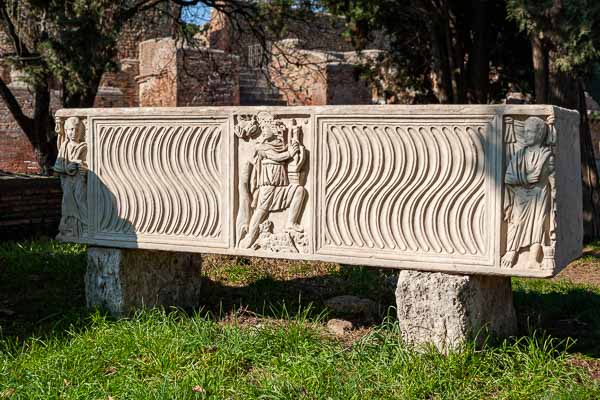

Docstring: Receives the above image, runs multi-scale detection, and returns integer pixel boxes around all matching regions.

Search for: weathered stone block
[86,247,202,316]
[395,270,517,352]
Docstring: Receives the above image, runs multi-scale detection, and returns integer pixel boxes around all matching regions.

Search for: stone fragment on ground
[327,318,353,336]
[324,295,378,317]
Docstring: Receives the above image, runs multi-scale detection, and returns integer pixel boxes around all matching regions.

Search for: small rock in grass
[0,388,16,398]
[327,318,353,335]
[192,385,206,393]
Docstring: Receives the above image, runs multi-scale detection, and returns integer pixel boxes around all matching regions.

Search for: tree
[0,0,181,174]
[508,0,600,240]
[321,0,533,104]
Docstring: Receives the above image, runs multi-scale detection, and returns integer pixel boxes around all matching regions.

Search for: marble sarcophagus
[54,105,582,278]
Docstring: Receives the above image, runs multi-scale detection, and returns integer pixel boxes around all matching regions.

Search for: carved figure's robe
[504,146,553,252]
[250,138,298,211]
[54,140,88,238]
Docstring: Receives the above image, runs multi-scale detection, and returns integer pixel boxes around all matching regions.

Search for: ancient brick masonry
[137,38,240,107]
[0,174,62,240]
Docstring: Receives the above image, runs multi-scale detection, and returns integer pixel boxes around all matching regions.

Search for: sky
[180,3,213,25]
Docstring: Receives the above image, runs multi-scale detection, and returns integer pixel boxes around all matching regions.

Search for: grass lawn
[0,240,599,399]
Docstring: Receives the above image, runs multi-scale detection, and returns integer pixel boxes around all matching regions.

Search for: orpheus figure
[54,117,88,240]
[502,116,555,269]
[237,112,307,250]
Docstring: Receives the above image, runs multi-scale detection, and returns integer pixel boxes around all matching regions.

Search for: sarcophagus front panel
[54,105,582,278]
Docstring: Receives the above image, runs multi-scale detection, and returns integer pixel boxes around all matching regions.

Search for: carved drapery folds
[54,116,88,240]
[502,115,557,272]
[234,112,309,253]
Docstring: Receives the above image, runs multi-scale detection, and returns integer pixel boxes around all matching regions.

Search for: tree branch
[120,0,169,22]
[0,75,33,135]
[0,0,33,59]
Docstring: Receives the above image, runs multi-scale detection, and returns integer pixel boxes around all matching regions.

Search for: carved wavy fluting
[203,126,222,238]
[322,122,488,256]
[324,127,347,246]
[347,125,373,247]
[367,126,394,249]
[95,123,223,239]
[327,125,357,246]
[387,127,413,251]
[189,127,211,237]
[399,127,428,251]
[377,127,405,250]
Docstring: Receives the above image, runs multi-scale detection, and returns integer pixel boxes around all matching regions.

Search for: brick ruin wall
[138,38,239,107]
[269,48,371,106]
[138,38,179,107]
[0,175,62,240]
[177,48,240,106]
[207,9,385,63]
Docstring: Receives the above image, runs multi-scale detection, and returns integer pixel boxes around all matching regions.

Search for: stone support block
[86,247,203,316]
[395,270,517,352]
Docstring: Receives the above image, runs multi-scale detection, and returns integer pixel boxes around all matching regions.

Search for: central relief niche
[234,112,310,253]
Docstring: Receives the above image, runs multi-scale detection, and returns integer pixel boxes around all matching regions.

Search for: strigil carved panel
[90,119,228,247]
[316,118,493,265]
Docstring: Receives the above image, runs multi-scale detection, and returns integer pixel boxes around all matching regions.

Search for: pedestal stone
[86,247,203,316]
[395,270,517,352]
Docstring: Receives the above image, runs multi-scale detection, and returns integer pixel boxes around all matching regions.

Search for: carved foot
[501,251,516,269]
[542,258,556,271]
[239,236,253,249]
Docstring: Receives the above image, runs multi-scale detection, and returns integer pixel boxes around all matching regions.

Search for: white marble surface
[55,105,582,277]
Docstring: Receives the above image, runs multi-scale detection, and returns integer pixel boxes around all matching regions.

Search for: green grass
[0,239,599,399]
[1,310,597,399]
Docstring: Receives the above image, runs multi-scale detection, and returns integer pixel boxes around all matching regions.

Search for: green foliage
[1,0,177,107]
[507,0,600,75]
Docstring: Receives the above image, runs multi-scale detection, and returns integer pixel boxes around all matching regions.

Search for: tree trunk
[548,68,600,240]
[574,80,600,240]
[430,18,453,104]
[531,36,549,104]
[468,0,489,103]
[32,81,56,175]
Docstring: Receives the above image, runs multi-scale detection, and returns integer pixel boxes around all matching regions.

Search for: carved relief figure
[235,112,307,252]
[502,116,556,270]
[54,116,88,240]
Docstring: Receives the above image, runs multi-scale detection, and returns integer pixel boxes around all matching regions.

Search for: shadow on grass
[198,269,397,326]
[0,239,96,341]
[513,279,600,357]
[2,240,600,359]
